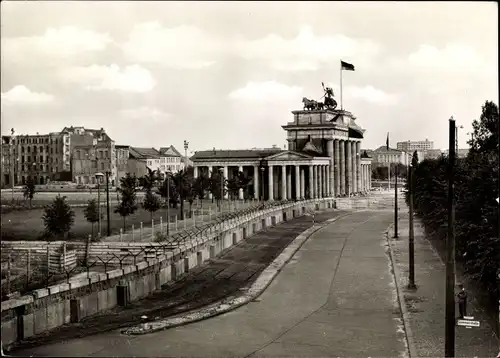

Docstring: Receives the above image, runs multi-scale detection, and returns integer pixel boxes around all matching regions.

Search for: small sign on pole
[457,319,480,328]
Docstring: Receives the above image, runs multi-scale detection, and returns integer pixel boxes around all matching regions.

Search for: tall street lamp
[183,140,189,170]
[260,167,265,202]
[105,171,111,236]
[10,128,16,202]
[219,167,224,212]
[456,124,464,153]
[95,172,104,238]
[165,171,172,239]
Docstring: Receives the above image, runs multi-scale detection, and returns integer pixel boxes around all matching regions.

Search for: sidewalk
[9,209,346,353]
[389,214,498,357]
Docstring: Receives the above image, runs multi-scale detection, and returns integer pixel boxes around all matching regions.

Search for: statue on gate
[321,82,338,110]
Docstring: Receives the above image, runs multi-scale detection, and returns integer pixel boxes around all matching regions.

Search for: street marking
[457,319,480,327]
[463,316,474,320]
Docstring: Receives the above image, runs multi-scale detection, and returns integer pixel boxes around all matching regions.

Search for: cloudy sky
[1,1,497,153]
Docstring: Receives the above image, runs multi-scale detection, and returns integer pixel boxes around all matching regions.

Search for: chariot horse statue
[302,97,317,111]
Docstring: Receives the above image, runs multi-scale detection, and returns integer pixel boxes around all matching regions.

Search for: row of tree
[113,166,254,229]
[372,163,408,181]
[40,167,256,239]
[406,100,499,297]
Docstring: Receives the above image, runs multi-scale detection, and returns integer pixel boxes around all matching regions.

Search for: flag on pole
[386,133,390,150]
[341,60,355,71]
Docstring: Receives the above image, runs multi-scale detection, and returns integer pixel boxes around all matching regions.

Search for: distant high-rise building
[397,139,434,152]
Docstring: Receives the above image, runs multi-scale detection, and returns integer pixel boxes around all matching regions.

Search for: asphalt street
[12,210,406,357]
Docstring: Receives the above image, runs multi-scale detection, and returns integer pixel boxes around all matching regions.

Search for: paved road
[12,210,406,357]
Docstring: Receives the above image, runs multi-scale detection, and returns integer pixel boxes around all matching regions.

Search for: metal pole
[445,117,456,357]
[408,163,416,289]
[106,171,110,236]
[394,164,398,238]
[10,129,15,201]
[167,175,170,238]
[220,169,223,212]
[97,179,101,237]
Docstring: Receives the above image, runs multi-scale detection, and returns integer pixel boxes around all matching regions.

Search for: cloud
[228,81,303,101]
[122,23,380,72]
[1,85,55,105]
[408,44,485,73]
[122,22,221,69]
[119,106,171,123]
[61,64,156,93]
[237,25,380,71]
[1,26,112,62]
[344,85,398,105]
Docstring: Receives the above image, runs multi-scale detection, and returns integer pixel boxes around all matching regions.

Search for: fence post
[85,234,91,265]
[120,228,123,241]
[7,253,11,295]
[132,224,135,242]
[46,245,50,276]
[183,216,187,230]
[63,242,67,272]
[26,249,31,289]
[209,207,212,221]
[140,222,143,240]
[175,215,178,232]
[193,211,196,227]
[160,216,163,234]
[152,219,155,238]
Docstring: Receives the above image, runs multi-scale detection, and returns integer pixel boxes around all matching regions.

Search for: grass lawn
[1,199,251,241]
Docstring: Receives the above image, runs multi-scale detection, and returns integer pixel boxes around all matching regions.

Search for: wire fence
[1,198,299,301]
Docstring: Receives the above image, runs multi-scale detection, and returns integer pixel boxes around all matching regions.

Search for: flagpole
[341,60,349,197]
[340,60,343,111]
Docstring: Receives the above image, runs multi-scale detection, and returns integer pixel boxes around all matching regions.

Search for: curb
[121,211,354,336]
[385,223,419,358]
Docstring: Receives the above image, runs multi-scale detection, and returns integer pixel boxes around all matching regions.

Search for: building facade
[159,145,184,172]
[397,139,434,152]
[69,127,116,185]
[191,108,372,200]
[371,146,411,167]
[115,145,130,184]
[1,131,71,186]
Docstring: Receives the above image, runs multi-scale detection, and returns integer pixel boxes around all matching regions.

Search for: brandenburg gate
[191,107,372,201]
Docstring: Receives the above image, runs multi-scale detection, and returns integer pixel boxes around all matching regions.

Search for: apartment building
[67,127,117,185]
[397,139,434,152]
[1,131,71,186]
[159,145,184,172]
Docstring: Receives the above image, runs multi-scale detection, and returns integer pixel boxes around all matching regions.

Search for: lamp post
[95,172,104,238]
[183,140,189,170]
[105,171,111,236]
[260,167,265,202]
[408,155,416,289]
[165,172,171,239]
[219,167,224,212]
[394,162,398,238]
[10,128,15,202]
[455,125,464,153]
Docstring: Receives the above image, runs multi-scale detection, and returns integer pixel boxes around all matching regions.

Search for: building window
[40,155,43,162]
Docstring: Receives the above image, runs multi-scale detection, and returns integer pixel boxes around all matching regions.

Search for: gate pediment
[265,151,313,161]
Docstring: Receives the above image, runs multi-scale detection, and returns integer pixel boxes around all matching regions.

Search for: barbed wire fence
[1,198,305,301]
